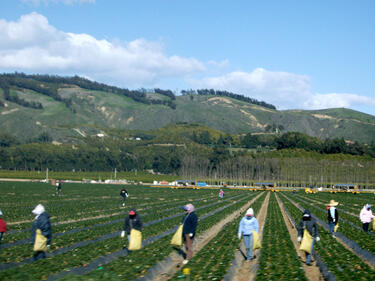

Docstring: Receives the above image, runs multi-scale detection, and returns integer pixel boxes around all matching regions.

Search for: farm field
[0,182,374,280]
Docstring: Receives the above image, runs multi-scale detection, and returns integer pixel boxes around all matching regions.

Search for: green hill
[1,74,374,143]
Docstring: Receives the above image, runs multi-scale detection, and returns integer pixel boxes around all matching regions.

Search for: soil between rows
[231,192,270,281]
[275,194,324,281]
[141,192,265,281]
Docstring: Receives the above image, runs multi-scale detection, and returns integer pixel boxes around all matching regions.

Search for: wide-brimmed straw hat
[327,200,339,207]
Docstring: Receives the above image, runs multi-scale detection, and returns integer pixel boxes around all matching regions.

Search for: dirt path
[275,194,324,281]
[281,193,375,271]
[231,192,270,281]
[143,192,265,281]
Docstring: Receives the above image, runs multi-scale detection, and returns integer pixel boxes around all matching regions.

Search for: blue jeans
[33,251,46,261]
[243,234,254,260]
[305,238,315,264]
[329,222,335,235]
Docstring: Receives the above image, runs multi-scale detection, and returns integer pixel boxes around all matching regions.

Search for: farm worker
[238,207,259,261]
[360,204,375,232]
[297,209,320,266]
[56,181,62,196]
[120,188,129,206]
[219,189,224,199]
[31,204,52,261]
[0,209,7,243]
[293,189,297,197]
[122,208,142,243]
[326,200,339,236]
[182,203,198,264]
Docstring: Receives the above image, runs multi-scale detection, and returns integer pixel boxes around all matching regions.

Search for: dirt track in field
[231,192,270,281]
[145,192,265,281]
[275,194,324,281]
[282,194,375,270]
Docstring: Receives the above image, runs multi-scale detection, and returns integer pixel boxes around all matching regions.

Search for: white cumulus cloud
[0,12,205,86]
[304,93,375,109]
[188,68,375,113]
[189,68,312,109]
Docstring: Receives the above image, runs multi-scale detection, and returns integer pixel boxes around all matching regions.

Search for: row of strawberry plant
[0,191,255,280]
[168,192,267,280]
[296,194,374,234]
[45,192,261,281]
[2,190,220,244]
[0,192,244,264]
[2,183,219,228]
[255,192,308,281]
[279,193,375,280]
[299,191,374,214]
[285,192,375,254]
[57,192,264,281]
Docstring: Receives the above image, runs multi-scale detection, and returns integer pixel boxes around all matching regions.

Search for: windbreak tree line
[0,73,177,109]
[0,130,375,187]
[180,153,375,188]
[181,88,276,110]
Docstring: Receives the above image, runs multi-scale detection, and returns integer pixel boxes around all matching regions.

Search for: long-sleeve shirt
[124,215,142,233]
[182,212,198,235]
[238,216,259,236]
[360,208,375,223]
[31,212,52,245]
[0,219,6,233]
[298,218,319,238]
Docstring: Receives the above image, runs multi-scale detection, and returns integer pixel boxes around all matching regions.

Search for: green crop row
[255,193,307,281]
[0,191,255,280]
[279,193,375,281]
[0,193,244,263]
[285,193,375,254]
[169,192,267,280]
[297,191,375,214]
[296,194,370,232]
[59,193,261,280]
[3,191,221,244]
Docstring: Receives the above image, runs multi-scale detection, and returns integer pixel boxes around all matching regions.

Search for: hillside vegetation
[0,73,375,143]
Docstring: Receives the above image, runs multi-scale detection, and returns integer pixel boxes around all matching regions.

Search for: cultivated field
[0,182,374,280]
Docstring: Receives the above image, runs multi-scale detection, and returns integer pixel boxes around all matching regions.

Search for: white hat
[32,204,45,216]
[246,208,254,217]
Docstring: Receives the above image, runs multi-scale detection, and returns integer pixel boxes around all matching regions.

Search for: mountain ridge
[1,74,374,143]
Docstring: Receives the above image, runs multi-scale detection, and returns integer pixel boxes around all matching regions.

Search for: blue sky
[1,0,374,115]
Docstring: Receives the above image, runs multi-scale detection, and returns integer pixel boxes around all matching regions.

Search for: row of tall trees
[1,135,374,187]
[179,153,375,188]
[181,88,276,110]
[0,73,177,109]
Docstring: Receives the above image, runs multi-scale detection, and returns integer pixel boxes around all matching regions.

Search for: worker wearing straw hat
[327,200,339,237]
